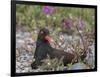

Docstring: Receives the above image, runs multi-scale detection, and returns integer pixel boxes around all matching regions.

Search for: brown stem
[75,25,86,53]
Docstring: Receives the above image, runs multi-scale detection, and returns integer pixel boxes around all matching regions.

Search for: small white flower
[53,16,56,20]
[46,15,50,18]
[47,62,51,65]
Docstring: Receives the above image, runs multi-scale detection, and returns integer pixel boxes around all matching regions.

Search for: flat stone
[71,62,88,70]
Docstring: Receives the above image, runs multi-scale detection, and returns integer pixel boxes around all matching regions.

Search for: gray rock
[71,62,88,70]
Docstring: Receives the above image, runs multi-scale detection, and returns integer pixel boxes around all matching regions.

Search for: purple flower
[42,6,54,15]
[62,18,73,29]
[78,18,85,30]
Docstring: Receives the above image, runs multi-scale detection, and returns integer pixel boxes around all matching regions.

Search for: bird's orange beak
[45,35,54,43]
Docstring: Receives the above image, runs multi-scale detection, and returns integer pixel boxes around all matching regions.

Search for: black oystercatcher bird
[31,28,75,69]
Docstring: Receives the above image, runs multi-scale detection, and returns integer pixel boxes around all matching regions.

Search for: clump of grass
[38,55,66,71]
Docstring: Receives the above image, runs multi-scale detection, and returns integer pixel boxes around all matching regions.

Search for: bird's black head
[38,28,50,39]
[37,28,53,43]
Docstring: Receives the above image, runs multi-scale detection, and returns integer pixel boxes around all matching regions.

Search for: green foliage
[67,63,72,70]
[16,4,95,32]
